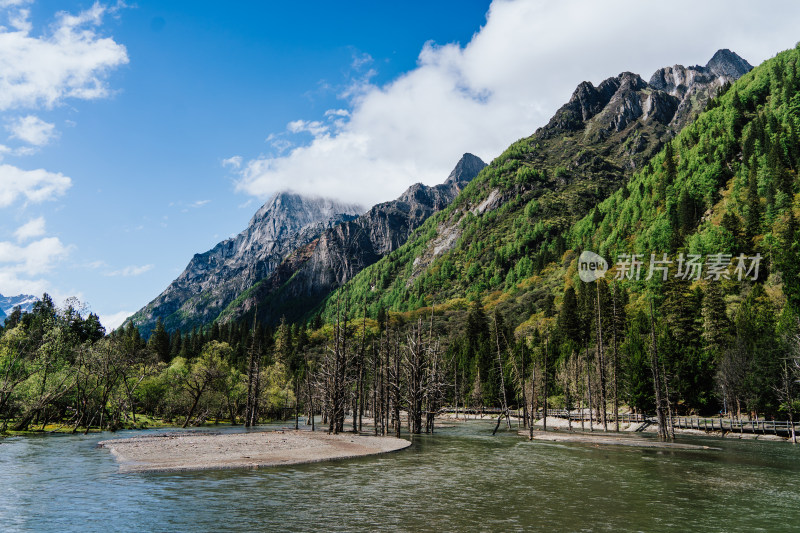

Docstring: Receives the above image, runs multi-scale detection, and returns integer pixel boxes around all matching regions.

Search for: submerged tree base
[99,430,411,472]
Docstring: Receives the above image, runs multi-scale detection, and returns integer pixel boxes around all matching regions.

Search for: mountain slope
[570,44,800,305]
[129,193,364,336]
[222,153,487,325]
[316,50,752,320]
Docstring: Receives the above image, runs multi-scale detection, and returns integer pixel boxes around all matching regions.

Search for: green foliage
[307,45,800,418]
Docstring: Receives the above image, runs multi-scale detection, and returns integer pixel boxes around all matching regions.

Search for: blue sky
[1,0,800,330]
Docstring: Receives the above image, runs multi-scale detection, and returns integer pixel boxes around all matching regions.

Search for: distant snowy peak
[0,293,38,320]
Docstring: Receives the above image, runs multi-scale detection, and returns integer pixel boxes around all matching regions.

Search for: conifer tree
[745,162,762,245]
[148,319,170,362]
[702,280,730,362]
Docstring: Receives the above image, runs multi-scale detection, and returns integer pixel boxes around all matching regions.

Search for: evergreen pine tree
[148,319,171,362]
[779,208,800,311]
[745,162,762,245]
[702,280,730,362]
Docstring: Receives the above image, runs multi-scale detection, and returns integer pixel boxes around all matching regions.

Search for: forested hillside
[317,50,750,320]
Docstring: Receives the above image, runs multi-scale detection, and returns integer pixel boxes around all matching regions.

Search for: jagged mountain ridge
[221,153,487,325]
[315,50,752,319]
[129,194,364,336]
[0,293,37,322]
[542,49,751,143]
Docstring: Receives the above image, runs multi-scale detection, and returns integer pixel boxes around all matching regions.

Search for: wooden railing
[438,407,797,437]
[671,416,797,436]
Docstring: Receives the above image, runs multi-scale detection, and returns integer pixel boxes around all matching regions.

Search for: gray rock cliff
[223,153,487,325]
[543,49,752,144]
[129,193,363,336]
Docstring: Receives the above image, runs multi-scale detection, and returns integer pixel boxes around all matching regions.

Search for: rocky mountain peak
[249,192,364,234]
[648,64,715,97]
[444,153,487,189]
[222,154,486,326]
[706,48,753,79]
[128,192,363,336]
[544,49,751,141]
[617,72,647,91]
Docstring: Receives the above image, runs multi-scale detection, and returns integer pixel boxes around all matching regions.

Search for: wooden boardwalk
[438,407,797,438]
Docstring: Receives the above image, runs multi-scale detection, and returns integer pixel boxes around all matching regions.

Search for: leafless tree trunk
[520,342,528,428]
[575,350,584,432]
[405,320,425,435]
[306,372,315,431]
[649,299,669,441]
[492,315,511,433]
[586,344,593,432]
[529,348,536,439]
[612,284,620,433]
[542,336,549,433]
[244,312,260,428]
[596,284,607,431]
[393,331,401,438]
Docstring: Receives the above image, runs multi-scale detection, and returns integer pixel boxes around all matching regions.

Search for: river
[1,421,798,532]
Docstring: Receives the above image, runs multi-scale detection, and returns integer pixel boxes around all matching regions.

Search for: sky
[1,0,800,331]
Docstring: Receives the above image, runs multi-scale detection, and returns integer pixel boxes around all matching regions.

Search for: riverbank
[1,414,177,436]
[517,416,790,447]
[98,430,411,473]
[528,416,788,441]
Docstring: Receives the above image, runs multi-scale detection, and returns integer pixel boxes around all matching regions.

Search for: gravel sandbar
[99,430,411,473]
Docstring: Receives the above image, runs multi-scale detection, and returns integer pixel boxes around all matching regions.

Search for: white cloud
[269,138,292,154]
[0,2,129,112]
[222,155,242,169]
[287,119,329,136]
[97,309,131,330]
[234,0,800,207]
[350,51,373,71]
[14,216,45,241]
[0,270,47,298]
[189,199,210,208]
[7,115,56,146]
[324,109,350,118]
[0,163,71,207]
[0,236,70,275]
[104,264,153,277]
[0,1,32,11]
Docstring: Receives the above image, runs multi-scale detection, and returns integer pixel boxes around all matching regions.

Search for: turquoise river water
[1,420,799,532]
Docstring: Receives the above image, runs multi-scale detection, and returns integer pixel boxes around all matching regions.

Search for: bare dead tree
[596,283,608,431]
[649,299,670,441]
[499,328,527,429]
[611,283,621,432]
[574,349,584,432]
[776,358,797,444]
[491,314,511,435]
[542,334,549,433]
[392,329,401,438]
[557,351,574,432]
[244,311,261,428]
[404,319,426,434]
[425,337,445,434]
[529,341,536,439]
